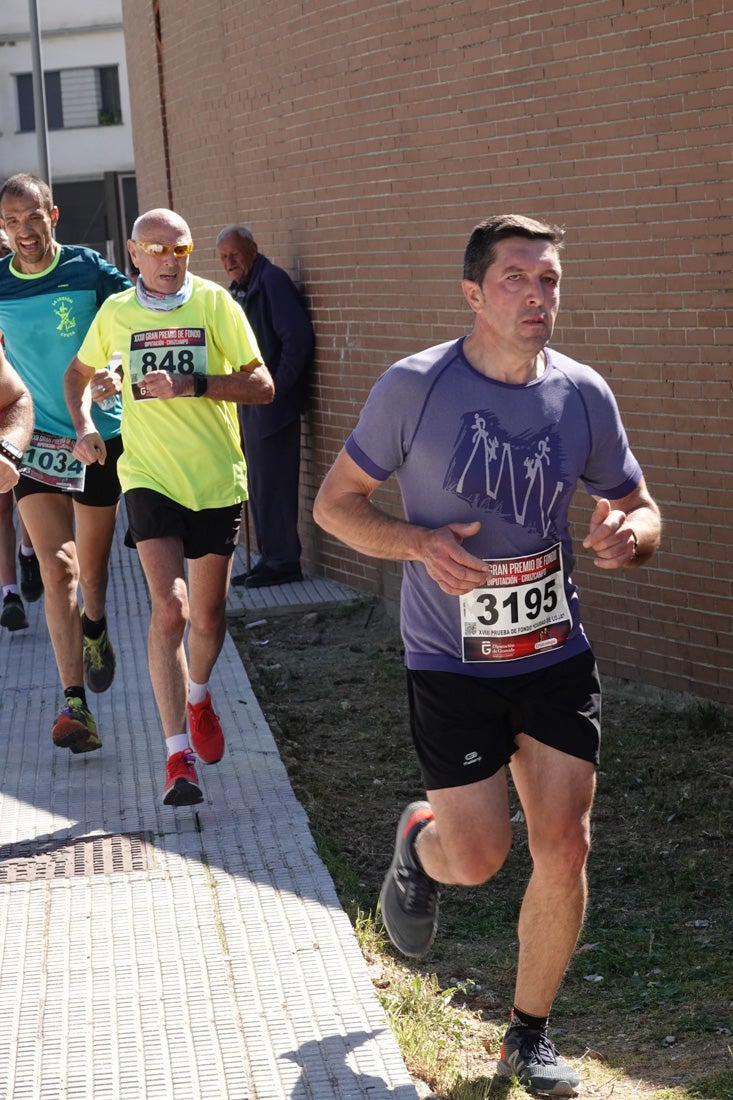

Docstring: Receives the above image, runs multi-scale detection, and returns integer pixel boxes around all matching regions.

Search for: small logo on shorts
[463,751,482,767]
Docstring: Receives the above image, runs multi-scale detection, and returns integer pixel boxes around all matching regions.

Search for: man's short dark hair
[0,173,54,213]
[463,214,566,284]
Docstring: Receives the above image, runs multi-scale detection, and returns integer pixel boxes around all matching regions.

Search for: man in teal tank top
[0,173,131,754]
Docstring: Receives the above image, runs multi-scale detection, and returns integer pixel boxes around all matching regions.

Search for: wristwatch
[192,374,208,398]
[0,438,24,469]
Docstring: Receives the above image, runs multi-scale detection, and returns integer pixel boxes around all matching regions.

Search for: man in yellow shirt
[65,208,274,806]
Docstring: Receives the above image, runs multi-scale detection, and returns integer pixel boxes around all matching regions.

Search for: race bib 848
[128,327,207,400]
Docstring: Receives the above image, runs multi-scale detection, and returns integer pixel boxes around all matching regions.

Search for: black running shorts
[123,488,242,559]
[406,649,601,790]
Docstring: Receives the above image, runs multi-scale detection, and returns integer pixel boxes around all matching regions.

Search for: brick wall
[122,0,733,703]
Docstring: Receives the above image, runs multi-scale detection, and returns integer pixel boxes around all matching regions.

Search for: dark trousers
[241,416,302,569]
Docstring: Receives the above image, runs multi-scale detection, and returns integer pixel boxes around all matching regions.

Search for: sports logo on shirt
[53,296,77,337]
[444,410,566,539]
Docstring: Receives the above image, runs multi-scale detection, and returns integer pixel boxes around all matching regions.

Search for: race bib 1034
[20,431,86,493]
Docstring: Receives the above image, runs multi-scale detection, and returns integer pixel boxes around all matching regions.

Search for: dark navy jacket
[231,253,314,438]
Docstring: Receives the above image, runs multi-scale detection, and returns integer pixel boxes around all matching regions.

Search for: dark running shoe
[163,749,204,807]
[0,592,28,631]
[82,619,116,694]
[497,1024,581,1097]
[379,800,438,958]
[18,549,43,602]
[51,697,102,754]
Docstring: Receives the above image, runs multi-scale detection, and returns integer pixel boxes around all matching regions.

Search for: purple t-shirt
[345,338,642,678]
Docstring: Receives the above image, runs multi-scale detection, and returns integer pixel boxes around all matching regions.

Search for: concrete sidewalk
[0,518,419,1100]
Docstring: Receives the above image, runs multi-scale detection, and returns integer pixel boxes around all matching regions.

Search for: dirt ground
[229,597,731,1100]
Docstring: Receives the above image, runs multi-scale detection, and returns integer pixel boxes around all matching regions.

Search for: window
[16,66,122,132]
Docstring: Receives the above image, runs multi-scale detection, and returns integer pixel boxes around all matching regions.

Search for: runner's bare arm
[140,359,274,403]
[314,448,491,596]
[63,355,107,465]
[0,345,33,444]
[0,344,33,491]
[582,476,661,569]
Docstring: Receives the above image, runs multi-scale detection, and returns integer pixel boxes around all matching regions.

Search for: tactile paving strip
[0,515,419,1100]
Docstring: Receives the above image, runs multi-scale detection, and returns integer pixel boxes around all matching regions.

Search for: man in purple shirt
[315,215,662,1098]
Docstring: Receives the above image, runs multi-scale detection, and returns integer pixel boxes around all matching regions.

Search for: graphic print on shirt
[444,409,566,540]
[128,327,208,399]
[444,408,572,663]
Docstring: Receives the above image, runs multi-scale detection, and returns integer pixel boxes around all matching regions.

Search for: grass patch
[232,601,733,1099]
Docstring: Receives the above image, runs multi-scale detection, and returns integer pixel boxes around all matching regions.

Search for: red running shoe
[187,692,225,764]
[163,749,203,806]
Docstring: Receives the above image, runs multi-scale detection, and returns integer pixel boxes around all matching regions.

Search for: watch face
[0,439,23,465]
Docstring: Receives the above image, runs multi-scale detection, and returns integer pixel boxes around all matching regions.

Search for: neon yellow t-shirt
[77,276,262,510]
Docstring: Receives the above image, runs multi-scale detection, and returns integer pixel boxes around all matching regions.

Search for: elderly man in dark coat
[217,225,314,587]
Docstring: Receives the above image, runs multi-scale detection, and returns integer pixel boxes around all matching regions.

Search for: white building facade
[0,0,137,270]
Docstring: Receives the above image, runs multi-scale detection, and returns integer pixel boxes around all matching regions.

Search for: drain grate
[0,832,154,882]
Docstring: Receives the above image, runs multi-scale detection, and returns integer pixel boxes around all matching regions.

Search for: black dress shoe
[243,563,303,588]
[231,560,265,586]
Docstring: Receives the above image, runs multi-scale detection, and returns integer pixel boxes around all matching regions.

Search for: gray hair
[215,225,254,247]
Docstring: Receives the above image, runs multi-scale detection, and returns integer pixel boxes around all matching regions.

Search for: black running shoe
[497,1024,580,1097]
[82,619,116,693]
[0,592,28,631]
[18,549,43,602]
[379,800,438,958]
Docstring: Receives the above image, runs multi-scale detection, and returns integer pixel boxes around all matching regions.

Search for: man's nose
[526,279,544,304]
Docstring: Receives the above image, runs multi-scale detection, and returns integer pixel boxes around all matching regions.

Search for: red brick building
[121,0,732,704]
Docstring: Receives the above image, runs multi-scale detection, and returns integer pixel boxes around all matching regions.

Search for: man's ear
[50,205,60,229]
[461,279,483,314]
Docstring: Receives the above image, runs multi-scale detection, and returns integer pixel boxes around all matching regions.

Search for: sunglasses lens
[135,241,193,257]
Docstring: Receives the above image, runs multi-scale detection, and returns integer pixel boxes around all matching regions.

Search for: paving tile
[0,521,417,1100]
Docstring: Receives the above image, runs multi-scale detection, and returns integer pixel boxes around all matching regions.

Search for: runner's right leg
[18,492,84,686]
[17,492,99,750]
